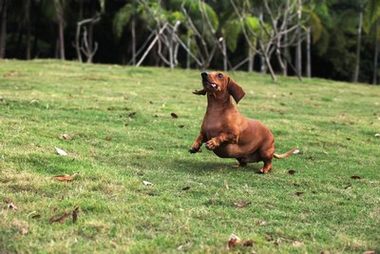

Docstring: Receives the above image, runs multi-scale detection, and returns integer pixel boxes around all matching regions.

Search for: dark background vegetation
[0,0,379,85]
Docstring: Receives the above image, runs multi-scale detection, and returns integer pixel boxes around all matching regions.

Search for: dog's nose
[201,72,208,79]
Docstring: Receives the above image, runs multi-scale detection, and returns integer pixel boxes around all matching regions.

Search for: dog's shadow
[172,157,263,175]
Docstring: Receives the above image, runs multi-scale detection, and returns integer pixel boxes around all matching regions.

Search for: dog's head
[193,72,245,103]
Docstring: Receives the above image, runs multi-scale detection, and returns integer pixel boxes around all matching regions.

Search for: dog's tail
[273,148,299,159]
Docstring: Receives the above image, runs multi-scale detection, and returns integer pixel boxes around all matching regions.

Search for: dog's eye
[217,73,223,79]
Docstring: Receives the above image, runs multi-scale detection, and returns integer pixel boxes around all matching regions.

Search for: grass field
[0,59,379,253]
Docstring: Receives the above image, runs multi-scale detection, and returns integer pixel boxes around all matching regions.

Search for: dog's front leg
[206,132,238,150]
[189,132,205,153]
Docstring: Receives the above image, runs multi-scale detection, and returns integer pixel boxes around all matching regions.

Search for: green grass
[0,59,379,253]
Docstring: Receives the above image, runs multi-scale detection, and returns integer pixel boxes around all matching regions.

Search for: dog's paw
[206,139,219,150]
[189,147,199,153]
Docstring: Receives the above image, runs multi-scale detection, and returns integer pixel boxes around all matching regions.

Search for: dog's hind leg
[236,157,248,167]
[236,152,260,167]
[258,145,275,174]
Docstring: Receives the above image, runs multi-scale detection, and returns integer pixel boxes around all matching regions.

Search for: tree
[0,0,8,58]
[177,0,220,69]
[54,0,66,60]
[40,0,68,60]
[231,0,302,81]
[303,1,325,78]
[223,9,259,71]
[352,5,364,83]
[113,1,141,65]
[364,0,380,84]
[296,0,302,77]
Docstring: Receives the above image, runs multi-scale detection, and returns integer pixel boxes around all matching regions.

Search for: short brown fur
[189,72,296,173]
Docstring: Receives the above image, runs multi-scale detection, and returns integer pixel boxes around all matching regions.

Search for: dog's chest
[202,113,231,138]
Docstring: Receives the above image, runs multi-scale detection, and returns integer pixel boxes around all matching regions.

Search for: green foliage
[223,15,260,52]
[364,0,380,42]
[113,3,134,39]
[3,0,380,83]
[303,7,323,43]
[224,17,242,52]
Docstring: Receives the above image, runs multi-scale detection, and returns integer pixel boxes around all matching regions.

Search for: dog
[189,71,297,173]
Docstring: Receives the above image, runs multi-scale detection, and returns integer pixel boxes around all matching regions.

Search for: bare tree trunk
[276,39,286,76]
[373,21,379,85]
[264,52,277,82]
[25,0,32,59]
[55,0,65,60]
[136,23,168,67]
[283,17,288,76]
[75,21,82,62]
[0,0,7,59]
[306,26,311,78]
[295,0,302,77]
[353,10,363,83]
[88,23,93,54]
[58,22,65,60]
[248,47,254,72]
[259,9,266,74]
[374,40,378,85]
[131,17,136,65]
[222,38,227,71]
[186,34,191,69]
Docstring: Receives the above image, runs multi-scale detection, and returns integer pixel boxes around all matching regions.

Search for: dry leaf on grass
[128,112,137,118]
[4,198,18,210]
[351,175,362,180]
[72,207,79,223]
[59,133,73,140]
[233,200,251,208]
[375,133,380,137]
[242,240,254,247]
[227,234,255,250]
[288,169,296,175]
[55,147,68,156]
[177,242,192,251]
[49,212,70,224]
[292,240,304,247]
[53,173,78,182]
[292,149,300,154]
[256,220,267,226]
[363,251,375,254]
[227,234,241,249]
[295,191,304,196]
[224,180,229,190]
[170,112,178,118]
[143,180,153,186]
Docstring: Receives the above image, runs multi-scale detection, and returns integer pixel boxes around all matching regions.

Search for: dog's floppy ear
[227,78,245,103]
[193,89,206,95]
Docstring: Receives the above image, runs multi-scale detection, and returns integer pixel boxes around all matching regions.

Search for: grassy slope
[0,60,379,253]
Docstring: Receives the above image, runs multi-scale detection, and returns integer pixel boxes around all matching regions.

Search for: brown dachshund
[189,71,297,173]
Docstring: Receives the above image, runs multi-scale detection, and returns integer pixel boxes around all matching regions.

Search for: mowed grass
[0,59,379,253]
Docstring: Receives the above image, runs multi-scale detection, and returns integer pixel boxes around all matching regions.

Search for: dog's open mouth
[203,79,218,90]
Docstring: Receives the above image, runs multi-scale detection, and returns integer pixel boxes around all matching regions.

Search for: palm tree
[54,0,66,60]
[40,0,68,60]
[353,5,364,83]
[172,0,219,69]
[113,1,142,65]
[0,0,8,59]
[364,0,380,84]
[303,1,325,78]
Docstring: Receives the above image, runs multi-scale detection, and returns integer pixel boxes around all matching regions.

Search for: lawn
[0,59,379,253]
